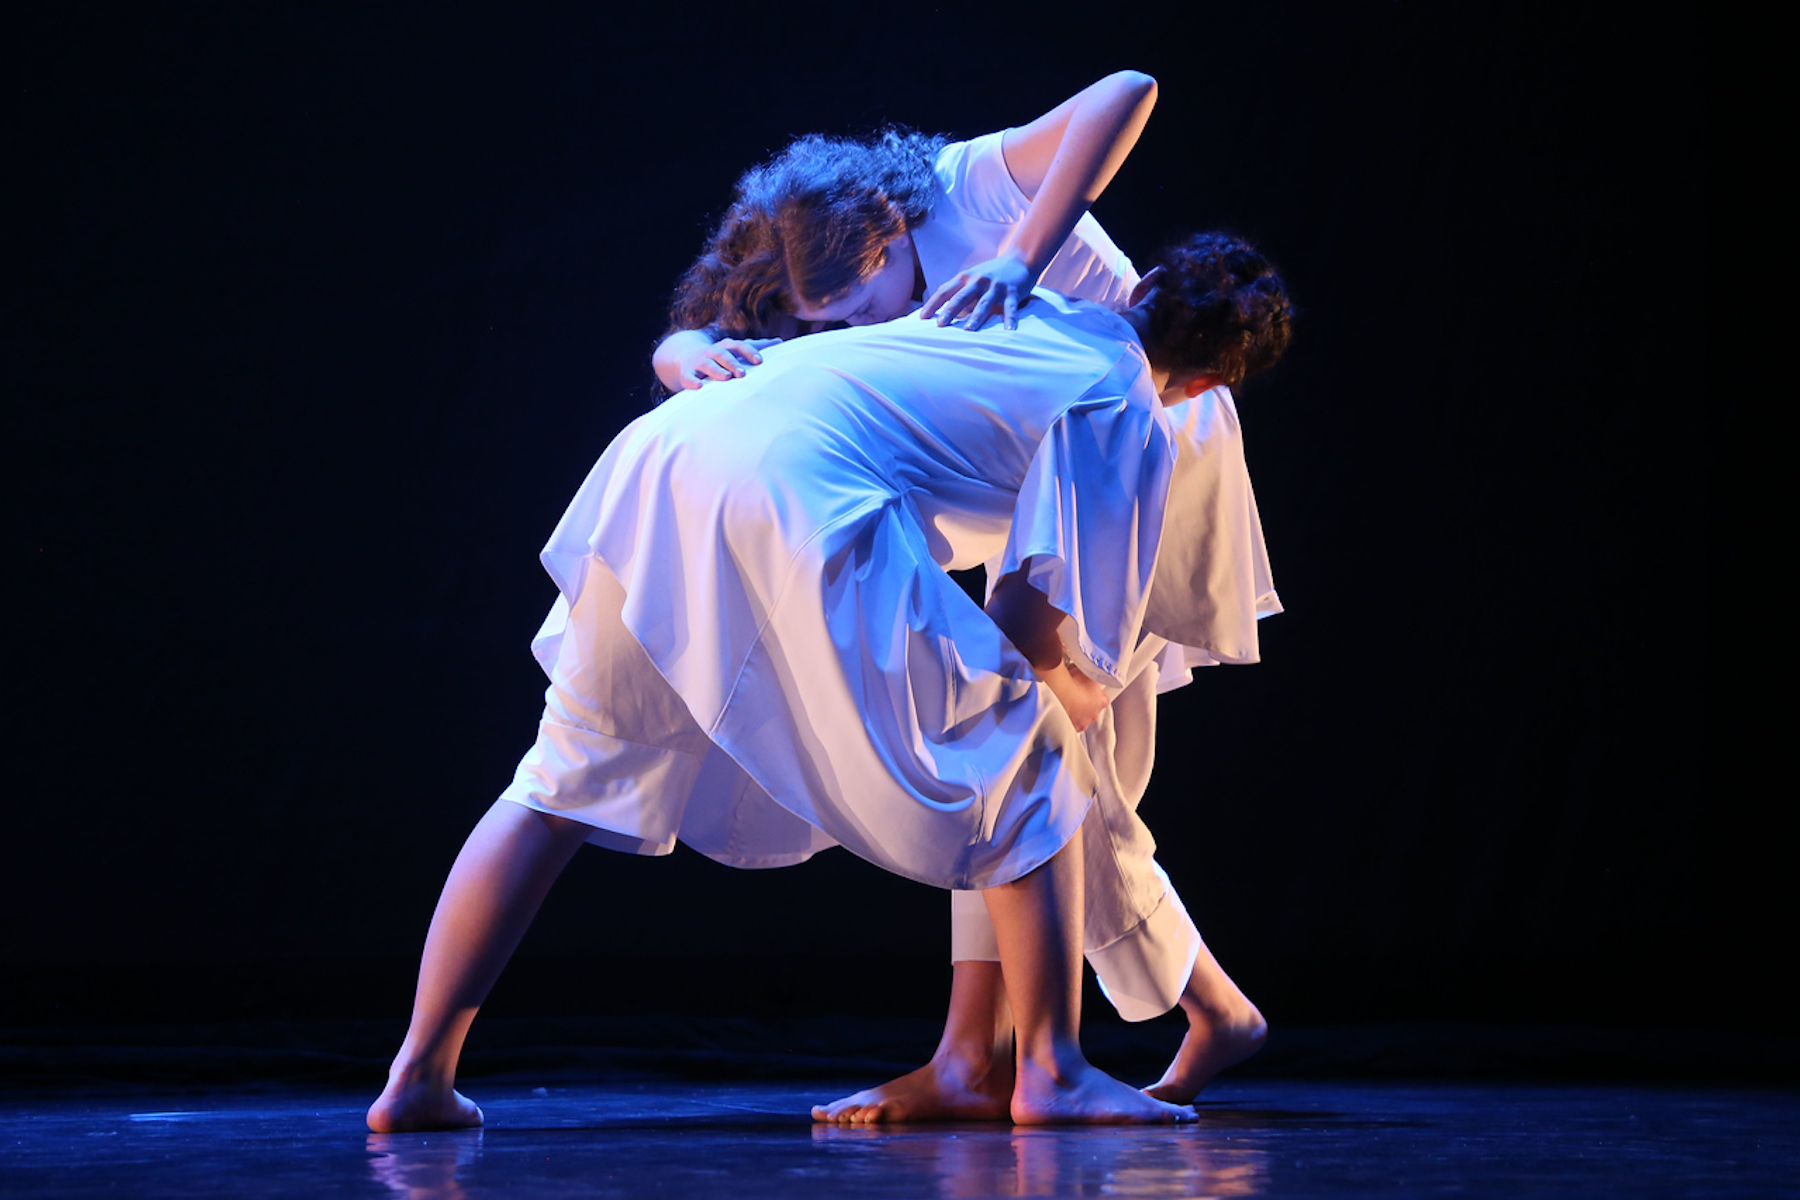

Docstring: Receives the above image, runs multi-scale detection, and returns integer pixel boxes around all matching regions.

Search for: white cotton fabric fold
[996,388,1169,689]
[1142,386,1284,691]
[502,570,835,868]
[1087,884,1205,1022]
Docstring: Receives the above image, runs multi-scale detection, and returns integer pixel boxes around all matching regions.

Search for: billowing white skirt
[495,348,1172,890]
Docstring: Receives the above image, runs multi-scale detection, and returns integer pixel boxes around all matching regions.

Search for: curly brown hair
[663,196,790,341]
[1144,233,1293,386]
[665,128,948,340]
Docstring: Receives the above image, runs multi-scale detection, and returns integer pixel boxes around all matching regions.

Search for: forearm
[1005,71,1157,276]
[986,567,1068,672]
[988,566,1109,732]
[653,328,719,391]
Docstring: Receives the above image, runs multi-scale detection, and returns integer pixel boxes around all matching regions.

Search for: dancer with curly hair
[654,71,1155,390]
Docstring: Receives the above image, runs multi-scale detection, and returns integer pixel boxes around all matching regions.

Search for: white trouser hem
[1087,886,1202,1022]
[949,884,1201,1022]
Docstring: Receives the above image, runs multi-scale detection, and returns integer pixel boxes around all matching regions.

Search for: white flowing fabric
[505,292,1174,889]
[1143,387,1283,683]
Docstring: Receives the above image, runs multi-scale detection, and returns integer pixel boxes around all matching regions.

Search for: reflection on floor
[5,1078,1795,1197]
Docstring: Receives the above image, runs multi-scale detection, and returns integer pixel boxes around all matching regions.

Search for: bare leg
[811,961,1015,1123]
[1142,938,1267,1103]
[984,836,1192,1124]
[367,800,592,1133]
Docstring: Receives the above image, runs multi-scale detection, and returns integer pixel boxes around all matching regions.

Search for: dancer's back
[580,291,1159,577]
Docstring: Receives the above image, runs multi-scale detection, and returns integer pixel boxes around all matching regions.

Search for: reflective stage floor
[5,1078,1795,1197]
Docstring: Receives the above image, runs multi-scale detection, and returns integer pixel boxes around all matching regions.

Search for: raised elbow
[1108,70,1158,105]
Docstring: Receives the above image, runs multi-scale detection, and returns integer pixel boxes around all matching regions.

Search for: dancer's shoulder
[930,131,1025,224]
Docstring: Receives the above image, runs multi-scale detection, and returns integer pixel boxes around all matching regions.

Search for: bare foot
[1142,999,1267,1104]
[812,1052,1014,1124]
[367,1068,484,1133]
[1013,1054,1194,1125]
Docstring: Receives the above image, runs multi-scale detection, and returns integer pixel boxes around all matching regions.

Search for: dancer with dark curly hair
[368,235,1293,1133]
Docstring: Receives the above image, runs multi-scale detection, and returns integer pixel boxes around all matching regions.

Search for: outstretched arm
[922,70,1157,329]
[987,567,1109,732]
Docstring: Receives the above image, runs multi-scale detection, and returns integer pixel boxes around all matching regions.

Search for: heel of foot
[367,1086,483,1133]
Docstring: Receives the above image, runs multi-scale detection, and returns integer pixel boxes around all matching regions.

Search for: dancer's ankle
[387,1046,458,1089]
[933,1028,999,1069]
[1014,1029,1085,1084]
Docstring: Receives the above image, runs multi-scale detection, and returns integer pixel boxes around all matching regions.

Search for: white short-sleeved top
[913,132,1140,308]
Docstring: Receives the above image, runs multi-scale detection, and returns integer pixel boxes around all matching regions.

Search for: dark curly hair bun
[1146,233,1293,386]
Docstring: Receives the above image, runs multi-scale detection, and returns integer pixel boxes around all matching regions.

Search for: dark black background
[5,3,1727,1038]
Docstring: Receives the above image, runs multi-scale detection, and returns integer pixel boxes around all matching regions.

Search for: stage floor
[4,1077,1793,1197]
